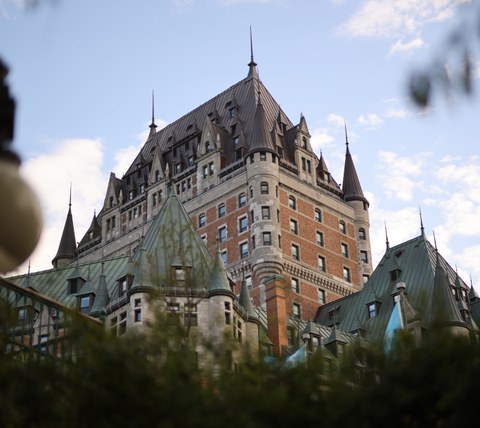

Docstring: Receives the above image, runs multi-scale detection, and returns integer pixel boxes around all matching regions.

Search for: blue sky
[1,0,480,289]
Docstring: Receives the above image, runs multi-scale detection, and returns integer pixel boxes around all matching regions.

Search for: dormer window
[389,269,401,282]
[205,141,211,153]
[118,277,128,298]
[302,137,307,149]
[155,170,160,182]
[367,302,380,318]
[109,196,114,208]
[77,295,93,314]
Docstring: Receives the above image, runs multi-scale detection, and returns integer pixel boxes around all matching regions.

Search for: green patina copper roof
[238,278,257,320]
[208,248,233,296]
[315,234,472,342]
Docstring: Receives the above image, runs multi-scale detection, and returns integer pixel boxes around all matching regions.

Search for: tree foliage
[409,3,480,108]
[1,308,480,428]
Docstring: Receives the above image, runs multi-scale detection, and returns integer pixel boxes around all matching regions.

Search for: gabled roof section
[78,212,102,248]
[52,203,76,267]
[342,141,368,206]
[130,191,214,290]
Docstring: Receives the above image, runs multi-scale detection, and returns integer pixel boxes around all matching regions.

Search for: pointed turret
[342,126,368,206]
[248,90,276,154]
[208,247,234,296]
[90,264,110,317]
[239,276,256,320]
[52,192,77,269]
[78,212,102,250]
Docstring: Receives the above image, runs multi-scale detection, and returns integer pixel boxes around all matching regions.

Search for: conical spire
[208,247,233,296]
[148,90,157,138]
[52,189,77,268]
[248,88,276,154]
[385,221,390,250]
[90,262,110,316]
[341,124,368,206]
[239,276,257,320]
[247,26,258,79]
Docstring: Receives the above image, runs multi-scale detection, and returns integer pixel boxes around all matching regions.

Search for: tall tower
[341,125,372,284]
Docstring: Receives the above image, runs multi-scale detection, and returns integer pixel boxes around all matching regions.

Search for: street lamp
[0,59,42,273]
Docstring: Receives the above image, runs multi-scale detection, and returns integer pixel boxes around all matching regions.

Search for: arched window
[260,181,269,194]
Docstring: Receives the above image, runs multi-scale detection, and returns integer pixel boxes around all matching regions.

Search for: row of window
[291,278,326,304]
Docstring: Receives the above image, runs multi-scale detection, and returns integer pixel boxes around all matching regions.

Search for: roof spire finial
[419,206,425,235]
[149,90,157,137]
[344,120,349,147]
[69,182,72,208]
[385,220,390,250]
[433,229,438,251]
[247,26,258,79]
[250,25,255,64]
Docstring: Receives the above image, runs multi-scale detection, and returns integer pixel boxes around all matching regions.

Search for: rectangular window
[318,288,326,304]
[118,312,127,336]
[263,231,272,246]
[360,250,368,263]
[315,208,322,222]
[367,303,377,318]
[291,244,300,261]
[218,226,227,242]
[316,231,324,246]
[221,250,228,264]
[209,162,214,175]
[261,182,269,194]
[184,313,198,326]
[153,193,158,206]
[218,204,226,218]
[134,309,142,322]
[292,278,300,293]
[318,256,326,272]
[341,243,349,258]
[198,214,206,228]
[339,220,346,234]
[343,267,351,283]
[260,151,266,161]
[262,206,270,220]
[290,219,298,235]
[292,302,301,319]
[239,242,249,259]
[238,193,246,207]
[203,165,208,179]
[238,216,248,233]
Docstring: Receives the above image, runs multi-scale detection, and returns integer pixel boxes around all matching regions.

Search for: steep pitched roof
[124,65,294,177]
[315,234,472,342]
[130,191,214,291]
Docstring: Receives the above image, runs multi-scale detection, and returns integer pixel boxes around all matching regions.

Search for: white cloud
[358,113,383,127]
[377,150,428,201]
[14,138,107,274]
[327,113,345,126]
[389,37,425,55]
[338,0,461,39]
[310,128,335,153]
